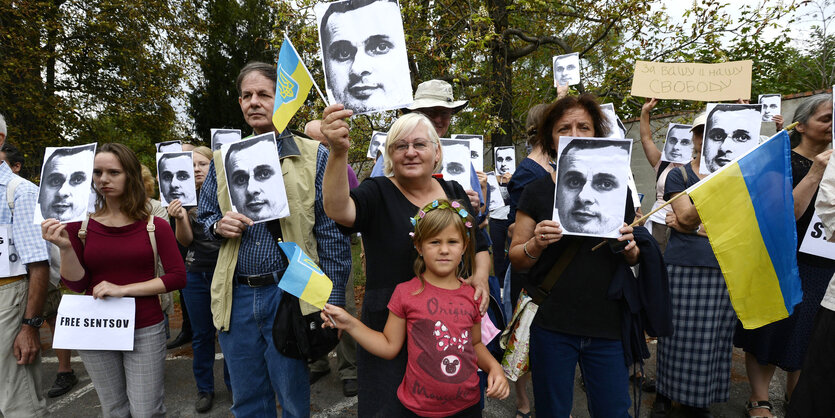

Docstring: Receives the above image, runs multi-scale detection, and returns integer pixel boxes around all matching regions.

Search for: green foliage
[187,0,277,144]
[0,0,201,179]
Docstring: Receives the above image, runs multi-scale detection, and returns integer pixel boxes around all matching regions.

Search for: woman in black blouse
[320,105,491,416]
[735,94,834,418]
[508,94,643,417]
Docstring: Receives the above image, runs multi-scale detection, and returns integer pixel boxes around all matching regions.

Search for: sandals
[746,400,774,418]
[515,410,532,418]
[629,373,657,393]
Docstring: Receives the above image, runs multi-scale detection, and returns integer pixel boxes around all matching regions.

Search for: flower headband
[409,200,473,236]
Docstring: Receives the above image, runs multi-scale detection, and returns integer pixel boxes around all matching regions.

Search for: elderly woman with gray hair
[320,105,491,416]
[733,93,834,418]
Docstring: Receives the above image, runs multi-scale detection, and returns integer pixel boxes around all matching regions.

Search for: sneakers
[342,378,358,397]
[47,371,78,398]
[195,392,214,413]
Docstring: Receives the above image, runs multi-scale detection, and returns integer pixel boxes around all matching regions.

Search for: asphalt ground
[31,329,791,417]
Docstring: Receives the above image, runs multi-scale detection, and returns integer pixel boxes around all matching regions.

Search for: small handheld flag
[277,242,333,309]
[273,35,316,134]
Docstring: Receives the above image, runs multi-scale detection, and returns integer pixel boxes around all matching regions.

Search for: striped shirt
[0,162,49,266]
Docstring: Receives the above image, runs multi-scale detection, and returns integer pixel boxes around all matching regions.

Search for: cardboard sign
[799,213,835,260]
[631,60,753,101]
[0,225,28,278]
[52,295,136,351]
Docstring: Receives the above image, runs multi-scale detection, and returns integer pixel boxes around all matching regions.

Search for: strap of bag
[78,214,159,277]
[679,165,689,184]
[79,213,90,244]
[147,215,160,278]
[526,240,581,304]
[6,175,23,217]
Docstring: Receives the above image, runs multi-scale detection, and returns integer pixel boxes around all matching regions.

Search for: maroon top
[63,217,186,329]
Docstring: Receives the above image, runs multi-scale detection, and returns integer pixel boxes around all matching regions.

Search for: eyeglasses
[392,139,433,153]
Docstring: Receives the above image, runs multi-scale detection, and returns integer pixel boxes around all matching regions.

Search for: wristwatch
[22,316,44,328]
[212,221,221,239]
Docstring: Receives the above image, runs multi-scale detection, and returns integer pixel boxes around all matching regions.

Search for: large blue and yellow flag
[687,130,802,329]
[273,35,314,133]
[277,242,333,309]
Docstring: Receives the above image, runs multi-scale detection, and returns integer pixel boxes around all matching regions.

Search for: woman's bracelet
[523,239,538,260]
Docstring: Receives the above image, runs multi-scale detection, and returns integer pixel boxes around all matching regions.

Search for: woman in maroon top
[42,143,186,417]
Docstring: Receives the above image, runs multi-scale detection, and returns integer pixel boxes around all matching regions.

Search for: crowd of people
[0,57,834,418]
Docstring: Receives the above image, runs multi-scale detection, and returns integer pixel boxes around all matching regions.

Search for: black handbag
[265,219,339,362]
[272,292,339,362]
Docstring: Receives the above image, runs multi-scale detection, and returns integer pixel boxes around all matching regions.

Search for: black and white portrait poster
[494,146,516,176]
[156,152,197,207]
[440,139,471,190]
[485,171,506,211]
[661,123,694,164]
[599,103,626,139]
[699,103,763,175]
[221,132,290,223]
[155,140,182,153]
[211,129,242,152]
[552,137,632,239]
[367,131,387,159]
[35,143,97,224]
[314,0,413,115]
[552,52,580,87]
[758,94,781,123]
[452,134,484,172]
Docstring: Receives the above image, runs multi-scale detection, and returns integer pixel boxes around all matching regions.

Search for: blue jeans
[218,281,309,417]
[529,325,630,418]
[183,271,231,394]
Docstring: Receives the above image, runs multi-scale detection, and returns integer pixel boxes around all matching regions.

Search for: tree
[188,0,277,143]
[0,0,201,177]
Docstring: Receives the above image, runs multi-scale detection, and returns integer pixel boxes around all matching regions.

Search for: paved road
[35,332,791,417]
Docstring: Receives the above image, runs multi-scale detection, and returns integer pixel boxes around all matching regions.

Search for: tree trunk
[488,0,513,148]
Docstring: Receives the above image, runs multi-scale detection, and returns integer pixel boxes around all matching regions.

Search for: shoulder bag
[499,240,580,381]
[266,220,339,362]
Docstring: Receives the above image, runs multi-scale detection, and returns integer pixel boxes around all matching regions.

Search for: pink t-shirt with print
[388,277,481,417]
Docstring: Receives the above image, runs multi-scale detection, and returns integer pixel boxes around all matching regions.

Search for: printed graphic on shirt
[412,316,476,384]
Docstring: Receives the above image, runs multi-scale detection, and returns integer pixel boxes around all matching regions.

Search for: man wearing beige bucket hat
[369,80,483,209]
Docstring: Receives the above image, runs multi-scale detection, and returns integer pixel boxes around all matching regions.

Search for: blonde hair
[383,112,442,177]
[140,164,156,198]
[192,145,213,162]
[411,199,476,294]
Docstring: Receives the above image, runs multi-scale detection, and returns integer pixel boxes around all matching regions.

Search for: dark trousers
[786,307,835,418]
[488,218,511,285]
[529,325,630,417]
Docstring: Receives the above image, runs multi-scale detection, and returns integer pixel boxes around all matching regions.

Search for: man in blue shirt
[197,63,351,417]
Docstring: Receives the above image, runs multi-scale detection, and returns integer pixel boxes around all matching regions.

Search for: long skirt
[734,261,835,371]
[656,265,737,408]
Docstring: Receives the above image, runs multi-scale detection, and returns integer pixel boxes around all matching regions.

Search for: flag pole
[283,31,330,107]
[591,190,689,251]
[311,78,329,107]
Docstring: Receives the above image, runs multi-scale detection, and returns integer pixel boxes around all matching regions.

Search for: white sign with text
[0,225,28,278]
[53,295,136,351]
[799,213,835,260]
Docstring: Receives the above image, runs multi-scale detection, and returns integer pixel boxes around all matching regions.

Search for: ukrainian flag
[277,242,333,309]
[273,35,314,134]
[687,130,802,329]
